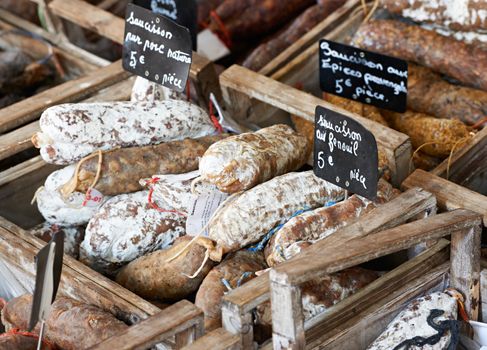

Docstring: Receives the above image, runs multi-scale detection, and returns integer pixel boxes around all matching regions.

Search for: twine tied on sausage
[409,133,474,179]
[61,150,103,199]
[209,10,233,49]
[360,0,380,24]
[146,177,188,217]
[165,191,243,278]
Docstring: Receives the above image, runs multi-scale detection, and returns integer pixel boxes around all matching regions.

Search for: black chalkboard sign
[123,3,192,92]
[313,106,378,200]
[132,0,197,50]
[319,39,408,113]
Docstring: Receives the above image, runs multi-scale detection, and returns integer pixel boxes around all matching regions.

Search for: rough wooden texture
[90,300,204,350]
[258,0,359,76]
[0,60,129,133]
[308,264,449,350]
[49,0,222,104]
[304,239,449,335]
[0,8,107,67]
[0,77,134,164]
[450,224,481,320]
[402,169,487,226]
[0,218,160,322]
[219,65,412,186]
[220,188,435,347]
[432,126,487,195]
[269,210,481,349]
[181,328,240,350]
[273,209,481,285]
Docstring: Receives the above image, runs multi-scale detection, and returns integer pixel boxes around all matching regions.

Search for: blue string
[247,200,337,253]
[221,271,254,293]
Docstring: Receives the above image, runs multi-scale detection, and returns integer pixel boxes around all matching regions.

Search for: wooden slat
[432,126,487,193]
[0,218,160,319]
[481,269,487,322]
[0,60,129,133]
[90,300,204,350]
[272,209,481,285]
[0,156,45,187]
[402,169,487,226]
[181,328,240,350]
[309,264,449,350]
[258,0,359,76]
[0,223,156,323]
[305,239,449,337]
[219,65,412,186]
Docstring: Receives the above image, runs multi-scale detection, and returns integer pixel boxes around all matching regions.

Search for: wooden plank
[0,60,129,133]
[305,239,449,336]
[0,224,156,323]
[272,209,481,285]
[89,300,203,350]
[310,264,449,350]
[49,0,222,104]
[221,305,254,350]
[0,122,39,162]
[219,65,412,186]
[181,328,240,350]
[258,0,359,76]
[432,126,487,193]
[269,208,477,350]
[402,169,487,226]
[0,156,45,187]
[0,9,108,68]
[0,218,161,319]
[450,225,481,320]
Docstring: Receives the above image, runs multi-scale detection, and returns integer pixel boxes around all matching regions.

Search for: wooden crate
[184,205,481,350]
[176,188,453,349]
[219,66,411,186]
[0,217,204,348]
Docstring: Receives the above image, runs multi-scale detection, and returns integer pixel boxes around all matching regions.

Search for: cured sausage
[61,134,228,196]
[256,267,380,330]
[130,76,183,103]
[1,294,128,350]
[382,110,471,158]
[367,291,458,349]
[379,0,487,32]
[199,124,309,193]
[30,223,85,259]
[195,250,267,330]
[243,0,346,71]
[116,236,215,301]
[265,180,397,266]
[32,100,217,164]
[36,165,110,227]
[80,191,186,276]
[209,0,315,42]
[200,171,345,261]
[352,20,487,91]
[408,63,487,126]
[0,332,53,350]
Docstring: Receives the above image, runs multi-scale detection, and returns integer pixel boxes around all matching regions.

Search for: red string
[0,329,56,349]
[210,10,232,49]
[472,116,487,129]
[146,178,187,217]
[209,99,223,133]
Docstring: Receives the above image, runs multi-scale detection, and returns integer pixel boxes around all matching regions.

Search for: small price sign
[123,3,192,92]
[313,106,378,200]
[319,39,408,112]
[132,0,198,50]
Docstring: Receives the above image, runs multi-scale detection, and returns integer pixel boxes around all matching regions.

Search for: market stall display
[0,0,485,349]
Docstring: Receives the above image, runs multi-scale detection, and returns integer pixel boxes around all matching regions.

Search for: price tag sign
[319,40,408,112]
[123,3,192,92]
[313,106,378,200]
[132,0,198,50]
